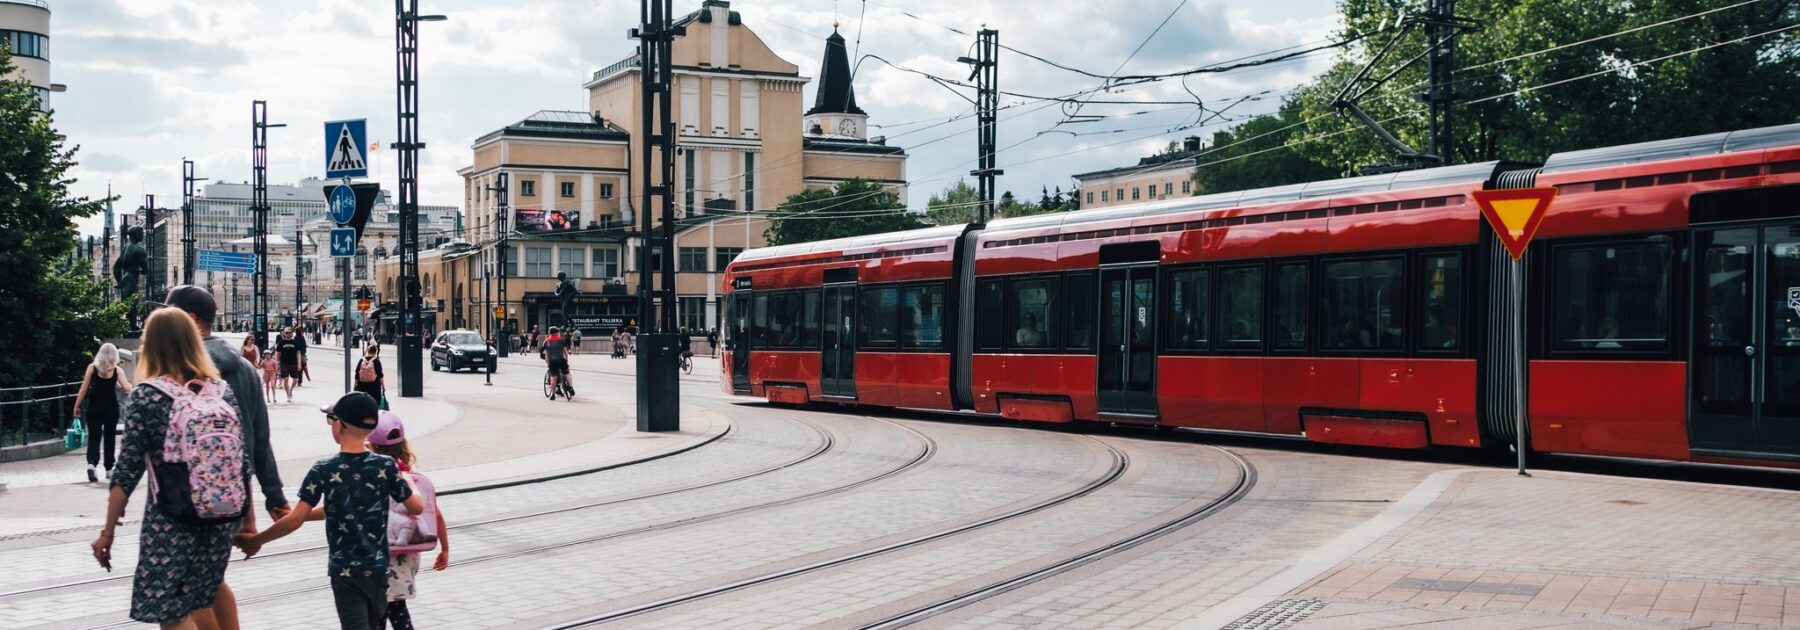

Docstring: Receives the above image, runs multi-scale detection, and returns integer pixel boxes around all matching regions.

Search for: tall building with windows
[441,0,908,338]
[1073,136,1203,209]
[1,0,55,110]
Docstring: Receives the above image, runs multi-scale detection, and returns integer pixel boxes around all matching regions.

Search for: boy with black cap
[237,392,423,630]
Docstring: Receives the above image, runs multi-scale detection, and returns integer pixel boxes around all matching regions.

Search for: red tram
[721,123,1800,469]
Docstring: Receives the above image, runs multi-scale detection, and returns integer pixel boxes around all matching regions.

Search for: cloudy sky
[45,0,1340,237]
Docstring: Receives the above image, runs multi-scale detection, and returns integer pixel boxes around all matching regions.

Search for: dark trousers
[83,410,118,469]
[331,575,389,630]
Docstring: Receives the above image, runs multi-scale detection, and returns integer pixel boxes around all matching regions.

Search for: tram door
[1691,224,1800,455]
[821,284,858,398]
[729,293,752,392]
[1098,266,1158,416]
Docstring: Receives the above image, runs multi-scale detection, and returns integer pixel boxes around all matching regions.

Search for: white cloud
[52,0,1338,237]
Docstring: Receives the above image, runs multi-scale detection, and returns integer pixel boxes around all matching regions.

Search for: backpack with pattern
[142,377,247,526]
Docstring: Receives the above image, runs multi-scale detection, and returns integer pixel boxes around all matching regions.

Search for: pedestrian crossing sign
[324,119,369,178]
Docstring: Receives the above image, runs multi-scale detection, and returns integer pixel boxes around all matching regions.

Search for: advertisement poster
[515,208,581,232]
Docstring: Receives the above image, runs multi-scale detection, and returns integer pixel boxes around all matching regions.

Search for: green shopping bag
[64,415,86,450]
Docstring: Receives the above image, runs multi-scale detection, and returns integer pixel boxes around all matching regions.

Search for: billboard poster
[515,208,581,232]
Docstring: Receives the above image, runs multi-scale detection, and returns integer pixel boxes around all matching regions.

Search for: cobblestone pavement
[7,360,1800,629]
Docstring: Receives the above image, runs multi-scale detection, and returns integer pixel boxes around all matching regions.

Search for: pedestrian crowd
[80,285,448,630]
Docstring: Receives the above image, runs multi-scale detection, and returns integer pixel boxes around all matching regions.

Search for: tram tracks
[544,437,1133,628]
[55,416,936,630]
[0,416,770,601]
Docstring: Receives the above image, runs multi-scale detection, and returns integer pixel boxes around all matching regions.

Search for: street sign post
[197,249,258,273]
[324,119,369,179]
[1472,187,1557,476]
[329,228,358,259]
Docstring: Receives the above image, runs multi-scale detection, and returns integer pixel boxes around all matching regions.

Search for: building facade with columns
[440,0,907,338]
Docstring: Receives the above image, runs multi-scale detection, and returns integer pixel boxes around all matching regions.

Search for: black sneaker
[87,467,97,483]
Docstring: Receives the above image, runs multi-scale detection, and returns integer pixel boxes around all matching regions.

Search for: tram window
[901,284,945,349]
[1321,258,1404,351]
[1419,254,1461,351]
[1273,263,1308,350]
[1551,240,1670,352]
[1009,277,1059,349]
[1219,266,1264,350]
[1166,268,1211,350]
[752,293,770,347]
[860,286,899,348]
[1065,273,1096,350]
[802,290,821,348]
[977,279,1005,350]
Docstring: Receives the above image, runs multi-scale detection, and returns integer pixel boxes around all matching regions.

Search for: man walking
[162,285,291,630]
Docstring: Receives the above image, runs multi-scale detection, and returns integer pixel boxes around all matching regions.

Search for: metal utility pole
[143,194,158,302]
[251,100,286,349]
[487,172,510,358]
[1424,0,1457,164]
[960,29,1001,223]
[295,227,305,317]
[181,160,204,285]
[395,0,445,398]
[102,186,114,303]
[631,0,682,431]
[1329,2,1473,170]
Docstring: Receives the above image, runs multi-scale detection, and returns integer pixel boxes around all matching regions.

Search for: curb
[0,438,71,464]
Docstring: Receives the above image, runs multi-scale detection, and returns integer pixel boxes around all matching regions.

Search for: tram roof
[1540,123,1800,174]
[731,223,967,266]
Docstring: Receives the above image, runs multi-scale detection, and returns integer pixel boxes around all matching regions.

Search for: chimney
[1183,136,1201,152]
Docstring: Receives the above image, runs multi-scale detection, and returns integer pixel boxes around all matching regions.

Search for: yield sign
[1472,187,1557,261]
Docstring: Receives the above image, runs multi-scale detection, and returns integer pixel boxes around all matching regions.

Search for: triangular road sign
[1472,187,1557,261]
[329,125,367,173]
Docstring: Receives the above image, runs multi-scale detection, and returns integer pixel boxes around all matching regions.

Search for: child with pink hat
[368,410,449,630]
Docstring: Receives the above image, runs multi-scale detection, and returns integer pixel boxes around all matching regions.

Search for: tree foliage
[1193,103,1340,195]
[926,179,979,225]
[764,178,926,246]
[1196,0,1800,191]
[0,48,126,387]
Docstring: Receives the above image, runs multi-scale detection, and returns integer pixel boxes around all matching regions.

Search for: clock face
[838,119,858,136]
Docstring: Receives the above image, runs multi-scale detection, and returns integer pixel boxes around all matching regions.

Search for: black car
[430,330,494,372]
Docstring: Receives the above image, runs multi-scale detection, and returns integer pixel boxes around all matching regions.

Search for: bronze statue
[554,271,579,330]
[112,225,149,301]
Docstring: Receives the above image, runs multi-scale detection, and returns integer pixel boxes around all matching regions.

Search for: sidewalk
[496,345,725,385]
[0,337,726,539]
[1209,468,1800,629]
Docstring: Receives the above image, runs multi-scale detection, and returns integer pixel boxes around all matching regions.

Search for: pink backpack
[142,377,248,526]
[388,470,439,554]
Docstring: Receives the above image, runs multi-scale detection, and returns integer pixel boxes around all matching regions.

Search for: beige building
[1,0,53,109]
[436,0,908,338]
[1073,136,1202,209]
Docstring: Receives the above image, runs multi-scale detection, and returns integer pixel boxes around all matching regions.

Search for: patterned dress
[110,381,246,624]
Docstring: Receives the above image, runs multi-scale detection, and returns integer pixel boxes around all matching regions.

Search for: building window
[1100,190,1109,202]
[1322,258,1404,350]
[1116,188,1124,201]
[525,246,553,278]
[1132,187,1141,200]
[599,183,614,199]
[4,31,47,59]
[558,247,585,278]
[1166,268,1211,350]
[592,247,619,278]
[679,296,707,332]
[521,180,536,197]
[649,246,663,272]
[1086,192,1094,204]
[684,149,697,215]
[1182,180,1191,194]
[679,247,708,272]
[714,247,743,272]
[1147,185,1156,198]
[560,182,575,198]
[743,153,756,213]
[1165,182,1173,196]
[1551,239,1670,352]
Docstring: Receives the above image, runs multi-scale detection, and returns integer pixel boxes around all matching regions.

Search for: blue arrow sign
[329,228,358,258]
[324,119,368,179]
[329,185,356,224]
[197,250,257,273]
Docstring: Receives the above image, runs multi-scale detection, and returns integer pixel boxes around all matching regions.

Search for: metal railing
[0,380,82,448]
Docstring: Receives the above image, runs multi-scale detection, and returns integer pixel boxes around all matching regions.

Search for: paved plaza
[2,342,1796,629]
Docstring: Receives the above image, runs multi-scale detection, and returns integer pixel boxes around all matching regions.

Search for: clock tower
[803,25,867,140]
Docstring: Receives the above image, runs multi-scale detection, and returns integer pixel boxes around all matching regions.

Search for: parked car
[430,330,494,373]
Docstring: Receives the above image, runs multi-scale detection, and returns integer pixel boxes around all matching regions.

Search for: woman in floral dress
[91,308,250,629]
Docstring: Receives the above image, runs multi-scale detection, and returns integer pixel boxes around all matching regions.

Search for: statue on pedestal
[112,225,150,329]
[554,271,579,331]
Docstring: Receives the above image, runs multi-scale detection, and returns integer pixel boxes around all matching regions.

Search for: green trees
[1195,0,1800,192]
[764,178,927,246]
[926,179,979,225]
[0,49,127,387]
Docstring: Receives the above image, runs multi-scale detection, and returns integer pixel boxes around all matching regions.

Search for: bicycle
[543,367,573,400]
[678,351,694,375]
